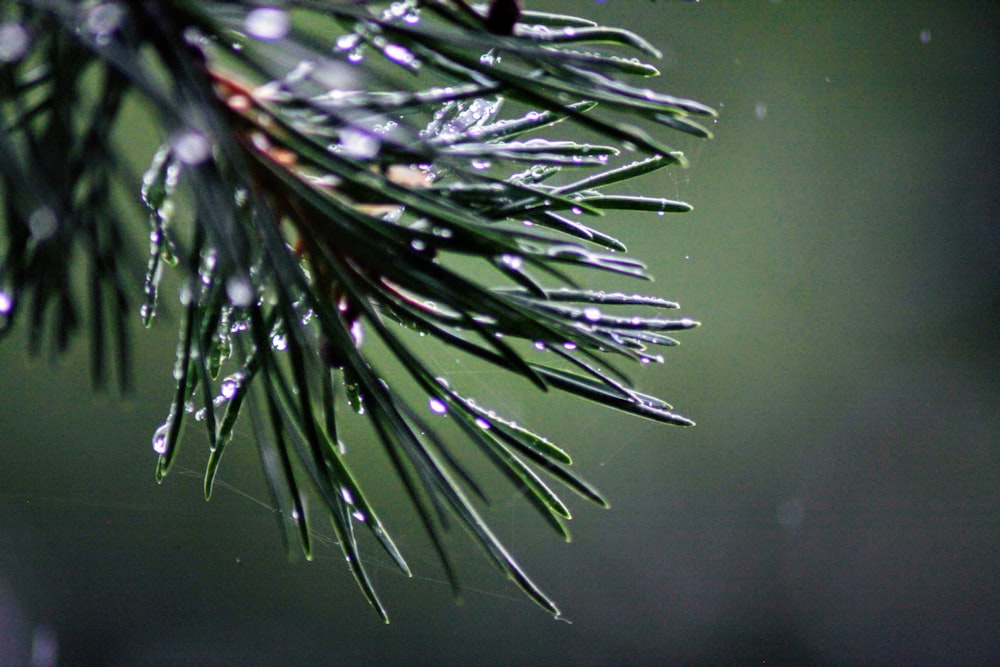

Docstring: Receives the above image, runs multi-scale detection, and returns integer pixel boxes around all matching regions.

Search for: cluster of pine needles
[0,0,714,620]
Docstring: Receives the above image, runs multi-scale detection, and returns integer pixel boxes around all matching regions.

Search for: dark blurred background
[1,2,997,665]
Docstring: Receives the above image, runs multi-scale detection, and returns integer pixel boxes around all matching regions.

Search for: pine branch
[0,0,714,620]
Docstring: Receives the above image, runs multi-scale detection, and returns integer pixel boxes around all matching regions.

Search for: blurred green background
[1,2,997,665]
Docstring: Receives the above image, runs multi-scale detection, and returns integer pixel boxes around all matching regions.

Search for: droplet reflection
[0,22,30,62]
[244,7,291,41]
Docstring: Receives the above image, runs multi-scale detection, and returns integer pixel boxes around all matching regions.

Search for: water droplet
[152,423,170,454]
[338,128,380,159]
[28,206,58,241]
[474,417,491,430]
[470,158,492,170]
[583,307,602,322]
[85,2,125,41]
[563,341,577,350]
[336,33,360,50]
[499,253,522,270]
[226,276,255,307]
[340,487,355,504]
[271,333,287,351]
[428,397,447,414]
[533,341,546,351]
[220,373,242,399]
[171,130,211,165]
[384,43,416,67]
[244,7,291,41]
[349,319,364,347]
[0,22,30,62]
[410,239,427,252]
[352,510,366,522]
[0,290,14,314]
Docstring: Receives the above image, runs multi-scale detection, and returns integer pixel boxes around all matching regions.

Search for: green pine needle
[0,0,714,620]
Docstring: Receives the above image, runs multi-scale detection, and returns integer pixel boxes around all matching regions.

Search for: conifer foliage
[0,1,714,620]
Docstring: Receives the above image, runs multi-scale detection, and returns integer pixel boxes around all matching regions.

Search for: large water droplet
[244,7,291,41]
[428,397,447,414]
[0,22,30,62]
[171,130,211,165]
[499,253,522,270]
[220,373,242,400]
[349,319,364,347]
[583,306,602,322]
[384,43,416,68]
[338,128,380,159]
[0,290,13,314]
[225,276,255,307]
[28,207,58,241]
[178,283,193,306]
[336,33,360,51]
[85,2,125,41]
[152,423,170,454]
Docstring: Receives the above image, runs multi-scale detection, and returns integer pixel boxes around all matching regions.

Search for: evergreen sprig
[0,0,714,620]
